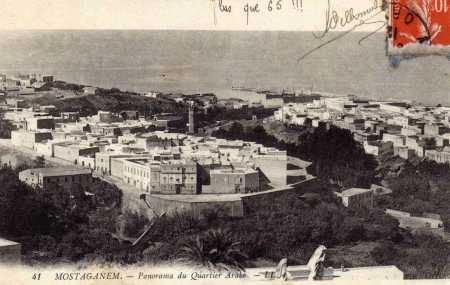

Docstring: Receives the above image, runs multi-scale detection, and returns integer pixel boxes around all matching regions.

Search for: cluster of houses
[275,95,450,163]
[0,73,54,94]
[2,104,288,197]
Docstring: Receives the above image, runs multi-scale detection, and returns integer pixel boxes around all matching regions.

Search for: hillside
[29,91,186,117]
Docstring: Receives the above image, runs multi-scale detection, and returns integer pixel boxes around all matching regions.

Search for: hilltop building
[335,188,374,209]
[19,167,93,190]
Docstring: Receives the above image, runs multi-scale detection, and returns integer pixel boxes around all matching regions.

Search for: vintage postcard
[0,0,449,284]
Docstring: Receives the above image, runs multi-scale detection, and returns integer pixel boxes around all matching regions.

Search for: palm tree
[177,229,247,271]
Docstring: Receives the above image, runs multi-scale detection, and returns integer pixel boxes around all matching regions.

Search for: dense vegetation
[30,87,186,117]
[49,81,85,92]
[212,122,378,188]
[0,164,136,264]
[133,188,448,278]
[377,157,450,231]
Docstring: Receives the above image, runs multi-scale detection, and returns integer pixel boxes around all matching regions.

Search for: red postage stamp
[388,0,450,55]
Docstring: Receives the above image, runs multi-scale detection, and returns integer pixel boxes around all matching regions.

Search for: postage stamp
[388,0,450,55]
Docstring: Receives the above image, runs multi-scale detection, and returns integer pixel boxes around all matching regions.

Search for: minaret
[188,102,195,134]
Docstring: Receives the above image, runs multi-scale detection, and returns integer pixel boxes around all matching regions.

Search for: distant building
[435,136,450,148]
[18,77,36,88]
[121,158,197,194]
[370,184,393,196]
[382,133,405,148]
[254,149,288,187]
[394,146,415,160]
[405,136,425,157]
[14,100,27,109]
[336,188,374,209]
[205,167,259,194]
[120,110,139,120]
[153,113,184,129]
[159,160,197,194]
[134,134,179,150]
[97,111,113,123]
[144,91,159,98]
[11,130,52,149]
[424,124,448,137]
[386,209,444,230]
[41,75,54,83]
[122,157,161,192]
[53,142,99,165]
[96,152,135,176]
[60,112,80,122]
[19,167,93,190]
[217,98,249,109]
[379,102,409,114]
[353,132,379,144]
[83,86,98,95]
[90,125,121,136]
[0,238,21,264]
[26,117,55,131]
[425,149,450,164]
[363,141,393,157]
[401,126,421,136]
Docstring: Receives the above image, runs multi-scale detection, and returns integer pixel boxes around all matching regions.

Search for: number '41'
[32,273,41,280]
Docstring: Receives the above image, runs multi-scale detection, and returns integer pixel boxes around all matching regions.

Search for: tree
[228,122,244,140]
[33,156,46,168]
[0,119,16,138]
[371,241,398,264]
[177,229,247,271]
[119,210,150,238]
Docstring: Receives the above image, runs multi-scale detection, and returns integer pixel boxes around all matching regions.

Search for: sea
[0,30,449,105]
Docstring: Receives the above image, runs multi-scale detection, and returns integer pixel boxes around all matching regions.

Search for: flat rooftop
[24,167,91,177]
[340,188,372,197]
[160,159,195,165]
[0,238,19,247]
[210,168,258,175]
